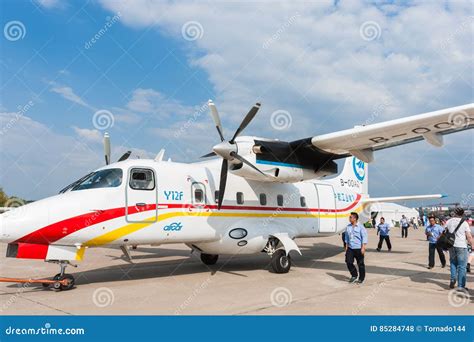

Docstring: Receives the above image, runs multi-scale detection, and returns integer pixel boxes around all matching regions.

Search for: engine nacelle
[228,137,337,183]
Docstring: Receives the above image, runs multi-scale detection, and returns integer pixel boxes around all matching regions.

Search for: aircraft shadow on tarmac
[4,242,471,295]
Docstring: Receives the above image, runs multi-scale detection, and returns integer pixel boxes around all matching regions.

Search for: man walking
[400,215,409,238]
[425,215,446,269]
[446,207,473,290]
[376,217,392,252]
[344,212,368,284]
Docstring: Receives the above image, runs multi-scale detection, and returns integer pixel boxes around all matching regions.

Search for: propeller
[104,133,111,165]
[103,132,132,164]
[203,100,264,209]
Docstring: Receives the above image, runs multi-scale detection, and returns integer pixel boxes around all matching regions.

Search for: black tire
[200,253,218,265]
[52,273,75,291]
[271,249,291,273]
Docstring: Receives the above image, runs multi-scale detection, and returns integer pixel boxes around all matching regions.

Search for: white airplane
[0,102,472,290]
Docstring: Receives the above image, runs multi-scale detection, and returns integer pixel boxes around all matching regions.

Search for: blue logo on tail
[352,157,365,181]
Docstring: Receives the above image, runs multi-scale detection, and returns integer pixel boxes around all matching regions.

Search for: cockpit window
[71,169,123,191]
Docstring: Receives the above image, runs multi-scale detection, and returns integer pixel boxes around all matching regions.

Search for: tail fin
[329,156,368,195]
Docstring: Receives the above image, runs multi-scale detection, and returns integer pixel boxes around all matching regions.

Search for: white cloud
[96,0,473,204]
[126,88,191,117]
[72,126,103,144]
[35,0,62,9]
[0,112,153,199]
[99,0,472,135]
[49,82,94,110]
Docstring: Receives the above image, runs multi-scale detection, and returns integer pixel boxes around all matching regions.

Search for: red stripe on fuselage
[15,194,361,244]
[15,204,157,244]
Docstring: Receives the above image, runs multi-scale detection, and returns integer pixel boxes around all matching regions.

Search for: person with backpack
[400,215,409,238]
[425,215,446,269]
[442,208,473,290]
[376,217,392,252]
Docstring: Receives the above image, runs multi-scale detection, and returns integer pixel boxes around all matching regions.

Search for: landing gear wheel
[200,253,219,265]
[271,249,291,273]
[52,273,75,291]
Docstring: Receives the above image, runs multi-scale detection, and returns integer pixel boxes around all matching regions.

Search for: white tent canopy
[369,202,419,227]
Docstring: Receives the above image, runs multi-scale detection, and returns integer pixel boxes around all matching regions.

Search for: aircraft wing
[311,104,474,162]
[362,194,445,203]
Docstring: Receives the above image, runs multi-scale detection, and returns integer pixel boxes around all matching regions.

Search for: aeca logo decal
[352,157,365,181]
[163,222,183,231]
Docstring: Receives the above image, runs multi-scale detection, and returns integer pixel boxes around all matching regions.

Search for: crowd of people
[342,208,473,293]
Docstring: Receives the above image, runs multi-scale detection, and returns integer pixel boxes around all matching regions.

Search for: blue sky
[0,0,472,208]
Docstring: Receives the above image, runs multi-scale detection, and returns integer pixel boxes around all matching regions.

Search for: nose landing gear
[44,260,77,291]
[0,260,76,291]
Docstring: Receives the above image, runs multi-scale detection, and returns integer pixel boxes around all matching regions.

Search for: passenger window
[192,182,206,204]
[236,192,244,205]
[277,194,284,206]
[194,189,204,203]
[214,190,220,203]
[259,193,267,206]
[129,168,155,190]
[300,196,306,207]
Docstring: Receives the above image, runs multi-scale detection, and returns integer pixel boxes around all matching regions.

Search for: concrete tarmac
[0,227,472,315]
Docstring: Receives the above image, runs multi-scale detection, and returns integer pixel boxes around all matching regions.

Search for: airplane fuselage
[0,157,366,260]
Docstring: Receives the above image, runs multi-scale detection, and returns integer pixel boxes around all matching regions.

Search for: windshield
[71,168,123,191]
[59,172,94,194]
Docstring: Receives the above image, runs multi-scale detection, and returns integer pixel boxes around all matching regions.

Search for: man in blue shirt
[400,215,409,238]
[344,212,368,284]
[376,217,392,252]
[425,215,446,269]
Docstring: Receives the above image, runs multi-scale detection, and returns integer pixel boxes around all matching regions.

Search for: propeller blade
[118,151,131,162]
[103,133,111,165]
[201,151,217,158]
[208,100,225,142]
[230,152,265,175]
[230,103,261,143]
[217,159,228,210]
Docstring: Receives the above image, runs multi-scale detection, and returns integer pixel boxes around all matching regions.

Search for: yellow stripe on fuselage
[83,206,363,247]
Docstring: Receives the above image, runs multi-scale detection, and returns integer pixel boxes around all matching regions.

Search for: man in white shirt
[446,207,473,290]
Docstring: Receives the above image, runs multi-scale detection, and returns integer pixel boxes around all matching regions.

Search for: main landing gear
[43,260,77,291]
[200,253,219,265]
[265,238,291,273]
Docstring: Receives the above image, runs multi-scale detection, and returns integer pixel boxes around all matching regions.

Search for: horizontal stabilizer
[362,194,445,203]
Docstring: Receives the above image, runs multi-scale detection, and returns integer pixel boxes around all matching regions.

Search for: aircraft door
[126,167,158,223]
[315,184,337,233]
